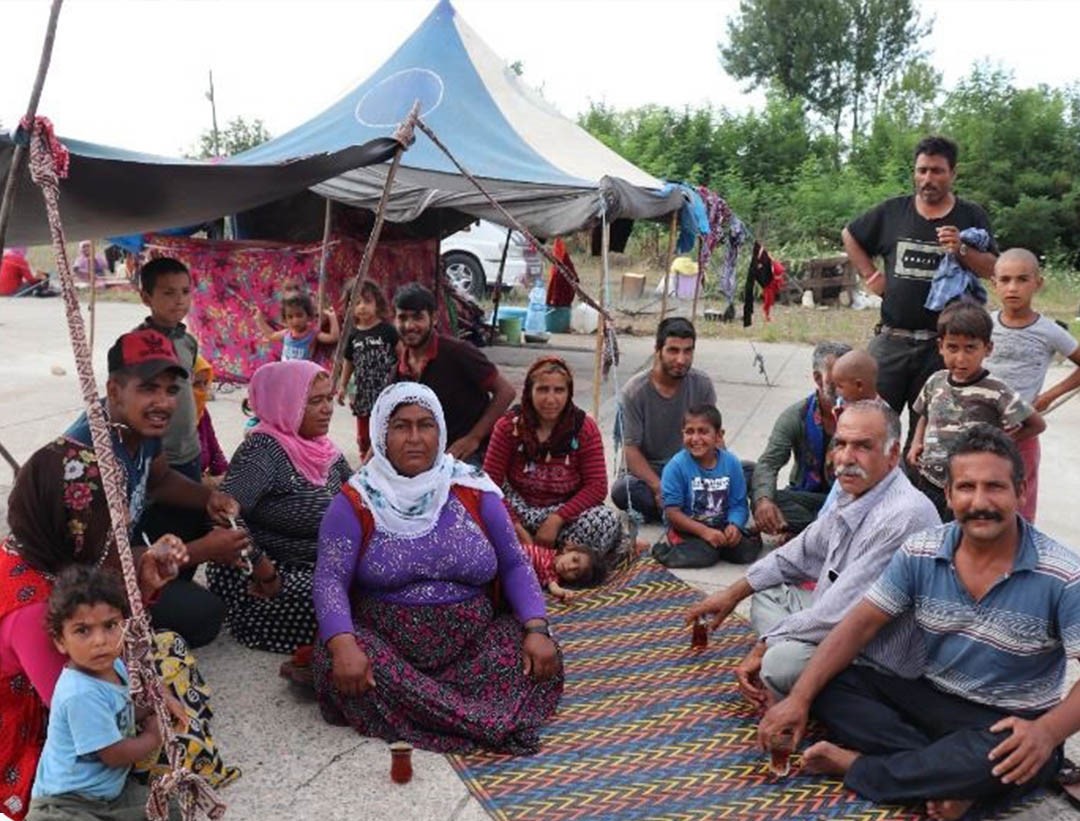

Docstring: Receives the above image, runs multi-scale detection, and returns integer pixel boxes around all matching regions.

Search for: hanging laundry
[546,237,577,308]
[743,242,784,327]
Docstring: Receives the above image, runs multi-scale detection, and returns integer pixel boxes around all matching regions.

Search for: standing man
[394,283,515,465]
[613,317,716,522]
[759,425,1080,820]
[843,136,997,429]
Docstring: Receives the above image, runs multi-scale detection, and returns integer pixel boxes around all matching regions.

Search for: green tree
[720,0,931,144]
[189,116,272,159]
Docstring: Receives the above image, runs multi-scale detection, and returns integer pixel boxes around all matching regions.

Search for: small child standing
[336,280,399,454]
[908,301,1045,520]
[522,542,604,602]
[984,248,1080,522]
[29,566,170,821]
[192,355,228,487]
[653,404,760,568]
[819,350,881,514]
[253,293,339,362]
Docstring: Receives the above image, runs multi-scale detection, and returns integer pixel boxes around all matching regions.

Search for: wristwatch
[524,620,553,639]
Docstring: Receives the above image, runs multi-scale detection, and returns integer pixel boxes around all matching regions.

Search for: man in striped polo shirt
[759,424,1080,820]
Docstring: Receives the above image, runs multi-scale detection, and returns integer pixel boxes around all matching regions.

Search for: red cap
[107,329,188,380]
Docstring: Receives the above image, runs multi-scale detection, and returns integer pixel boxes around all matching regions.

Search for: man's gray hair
[812,341,853,375]
[843,398,901,450]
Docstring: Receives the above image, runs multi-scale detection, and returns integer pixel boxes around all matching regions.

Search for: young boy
[829,349,880,417]
[652,404,760,568]
[29,566,171,821]
[907,301,1045,519]
[984,248,1080,522]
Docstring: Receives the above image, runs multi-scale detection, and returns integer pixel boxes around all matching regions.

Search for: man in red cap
[61,329,249,647]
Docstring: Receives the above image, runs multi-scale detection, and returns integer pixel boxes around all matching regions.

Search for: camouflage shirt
[913,369,1033,488]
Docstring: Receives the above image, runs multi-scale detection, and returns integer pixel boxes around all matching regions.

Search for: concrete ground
[1,298,1077,819]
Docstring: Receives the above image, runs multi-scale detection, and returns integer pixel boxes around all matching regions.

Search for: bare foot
[925,799,975,821]
[802,741,860,776]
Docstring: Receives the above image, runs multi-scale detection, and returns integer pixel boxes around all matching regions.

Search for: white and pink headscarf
[248,360,341,486]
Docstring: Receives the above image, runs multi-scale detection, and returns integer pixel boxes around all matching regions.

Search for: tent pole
[592,217,609,420]
[488,227,512,343]
[0,439,19,476]
[331,102,420,390]
[659,209,677,321]
[690,238,703,323]
[0,0,64,257]
[88,240,97,351]
[315,198,333,315]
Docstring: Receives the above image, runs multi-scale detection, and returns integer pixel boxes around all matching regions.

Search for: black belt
[876,324,937,341]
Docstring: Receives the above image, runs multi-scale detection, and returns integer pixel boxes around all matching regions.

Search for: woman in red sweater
[484,357,620,558]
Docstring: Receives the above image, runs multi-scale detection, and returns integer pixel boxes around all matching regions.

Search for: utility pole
[206,69,221,156]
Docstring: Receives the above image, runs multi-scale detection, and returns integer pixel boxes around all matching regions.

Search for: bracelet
[865,270,883,285]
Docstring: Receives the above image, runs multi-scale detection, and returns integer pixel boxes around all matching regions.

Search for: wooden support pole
[88,240,97,351]
[331,102,420,389]
[592,218,609,420]
[690,239,703,324]
[315,198,333,315]
[0,0,64,257]
[659,209,677,321]
[488,226,512,343]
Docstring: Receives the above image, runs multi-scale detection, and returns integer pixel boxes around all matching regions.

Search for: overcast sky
[3,0,1077,157]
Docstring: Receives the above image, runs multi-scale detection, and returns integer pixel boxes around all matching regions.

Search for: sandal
[279,644,315,690]
[1057,758,1080,810]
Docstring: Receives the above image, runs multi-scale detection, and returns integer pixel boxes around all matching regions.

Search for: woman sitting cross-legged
[483,356,621,558]
[207,360,352,654]
[312,383,563,754]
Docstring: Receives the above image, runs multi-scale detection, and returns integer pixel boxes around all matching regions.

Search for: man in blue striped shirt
[759,424,1080,821]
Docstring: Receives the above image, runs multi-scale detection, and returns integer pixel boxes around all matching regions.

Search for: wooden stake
[0,0,64,257]
[487,227,513,343]
[88,240,97,351]
[659,209,677,321]
[592,218,609,419]
[315,198,333,315]
[690,239,703,323]
[331,102,420,388]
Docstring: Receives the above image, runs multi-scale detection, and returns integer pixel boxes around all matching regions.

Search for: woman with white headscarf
[312,383,562,754]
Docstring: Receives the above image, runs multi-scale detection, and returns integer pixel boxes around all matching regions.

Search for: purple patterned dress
[312,490,563,754]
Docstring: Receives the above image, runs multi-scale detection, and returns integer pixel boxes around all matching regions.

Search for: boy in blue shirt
[29,566,179,821]
[652,405,761,568]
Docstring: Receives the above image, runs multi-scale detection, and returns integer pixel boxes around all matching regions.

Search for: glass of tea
[691,616,708,649]
[769,730,795,777]
[389,741,413,784]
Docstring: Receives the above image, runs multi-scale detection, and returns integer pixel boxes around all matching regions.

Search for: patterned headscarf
[347,383,500,536]
[192,355,213,423]
[509,357,586,464]
[248,360,342,487]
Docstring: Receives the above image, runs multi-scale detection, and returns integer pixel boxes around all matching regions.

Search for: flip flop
[1057,758,1080,810]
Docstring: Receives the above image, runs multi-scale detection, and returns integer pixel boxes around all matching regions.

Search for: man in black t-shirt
[393,283,515,465]
[842,136,998,429]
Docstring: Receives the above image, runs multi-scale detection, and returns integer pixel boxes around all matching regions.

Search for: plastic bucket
[492,305,527,323]
[498,316,523,344]
[676,273,699,299]
[545,306,571,333]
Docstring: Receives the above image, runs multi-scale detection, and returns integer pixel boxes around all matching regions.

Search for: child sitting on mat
[652,404,761,568]
[522,542,605,602]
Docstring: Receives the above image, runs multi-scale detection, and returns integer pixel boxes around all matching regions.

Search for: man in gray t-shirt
[613,318,716,521]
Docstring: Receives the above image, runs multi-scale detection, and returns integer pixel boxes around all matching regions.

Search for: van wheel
[443,253,486,299]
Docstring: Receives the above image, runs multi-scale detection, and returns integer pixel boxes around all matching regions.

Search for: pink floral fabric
[145,234,443,382]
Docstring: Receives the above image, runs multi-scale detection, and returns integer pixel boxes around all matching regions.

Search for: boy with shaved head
[985,248,1080,521]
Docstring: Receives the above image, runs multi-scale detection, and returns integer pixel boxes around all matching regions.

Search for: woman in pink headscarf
[207,360,350,653]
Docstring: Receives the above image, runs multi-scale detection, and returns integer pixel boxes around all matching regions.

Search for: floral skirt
[313,594,563,754]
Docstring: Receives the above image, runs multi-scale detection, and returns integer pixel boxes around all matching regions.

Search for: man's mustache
[962,510,1004,523]
[836,465,868,479]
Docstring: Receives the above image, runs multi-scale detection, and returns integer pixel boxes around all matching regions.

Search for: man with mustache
[759,424,1080,821]
[687,399,939,701]
[843,136,997,445]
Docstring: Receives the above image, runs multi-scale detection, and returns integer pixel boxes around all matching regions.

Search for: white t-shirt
[985,311,1078,403]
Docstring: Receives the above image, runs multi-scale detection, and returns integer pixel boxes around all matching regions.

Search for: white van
[441,219,542,298]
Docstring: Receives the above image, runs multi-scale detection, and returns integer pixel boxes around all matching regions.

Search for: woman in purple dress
[312,383,562,754]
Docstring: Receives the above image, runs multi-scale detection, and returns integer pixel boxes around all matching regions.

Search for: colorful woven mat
[447,557,1046,821]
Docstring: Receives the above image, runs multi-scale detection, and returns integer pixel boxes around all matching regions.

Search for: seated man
[394,283,515,465]
[613,317,716,522]
[751,341,850,537]
[0,246,49,296]
[759,424,1080,820]
[687,400,939,700]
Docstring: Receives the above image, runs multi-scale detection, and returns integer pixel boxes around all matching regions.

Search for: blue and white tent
[234,0,681,237]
